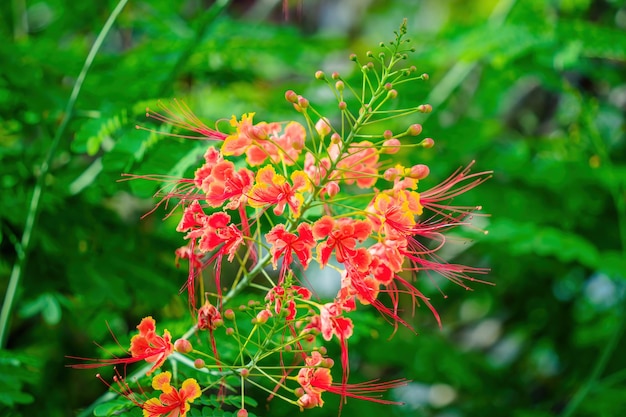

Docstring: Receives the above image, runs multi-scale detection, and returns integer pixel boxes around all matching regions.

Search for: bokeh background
[1,0,626,416]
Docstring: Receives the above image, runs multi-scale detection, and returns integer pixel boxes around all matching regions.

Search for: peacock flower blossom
[222,113,306,166]
[201,214,243,262]
[193,147,254,210]
[334,141,379,188]
[128,317,175,375]
[312,216,372,269]
[66,317,174,375]
[142,371,201,417]
[248,165,310,217]
[266,223,316,282]
[265,284,312,320]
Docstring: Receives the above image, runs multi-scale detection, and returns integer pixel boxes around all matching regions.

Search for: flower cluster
[71,21,491,417]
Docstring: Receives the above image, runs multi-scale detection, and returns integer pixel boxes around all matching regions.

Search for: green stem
[0,0,130,349]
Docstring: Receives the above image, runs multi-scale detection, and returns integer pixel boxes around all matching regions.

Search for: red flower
[67,317,174,375]
[129,317,175,375]
[248,166,309,217]
[312,216,372,269]
[266,223,316,282]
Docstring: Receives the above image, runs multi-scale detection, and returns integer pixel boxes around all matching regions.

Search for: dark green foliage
[1,0,625,416]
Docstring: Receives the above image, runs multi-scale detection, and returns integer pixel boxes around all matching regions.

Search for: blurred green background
[1,0,626,416]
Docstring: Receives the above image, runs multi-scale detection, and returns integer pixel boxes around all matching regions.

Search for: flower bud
[297,96,309,109]
[315,70,325,80]
[326,181,340,197]
[335,80,344,91]
[384,167,401,181]
[226,327,235,336]
[237,409,248,417]
[384,83,393,91]
[322,358,334,368]
[409,65,417,72]
[194,359,205,369]
[382,138,401,154]
[240,368,250,378]
[366,50,374,57]
[318,346,327,355]
[387,89,398,99]
[285,90,298,103]
[294,387,305,397]
[349,53,357,61]
[417,104,432,113]
[254,309,272,325]
[174,339,193,354]
[407,124,422,136]
[224,309,235,320]
[421,137,435,148]
[409,164,430,180]
[315,118,331,137]
[338,101,347,110]
[383,130,393,140]
[421,72,429,80]
[331,71,340,80]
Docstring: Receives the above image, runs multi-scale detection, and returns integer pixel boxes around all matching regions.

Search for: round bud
[297,96,309,109]
[315,70,325,80]
[326,181,340,197]
[318,346,327,355]
[338,101,347,110]
[331,71,340,80]
[255,309,271,324]
[295,387,305,397]
[378,52,385,59]
[410,65,417,72]
[383,129,393,139]
[237,409,248,417]
[349,53,357,61]
[408,124,422,136]
[367,62,374,69]
[226,327,234,336]
[174,339,192,354]
[238,304,247,311]
[409,164,430,180]
[240,368,250,378]
[384,167,401,181]
[382,138,401,154]
[366,50,374,57]
[194,359,205,369]
[315,118,331,137]
[384,83,393,91]
[330,132,341,144]
[335,80,344,91]
[387,89,398,99]
[421,137,435,148]
[322,358,335,368]
[212,318,224,328]
[284,90,298,103]
[224,309,235,320]
[379,42,384,47]
[417,104,432,113]
[284,344,292,352]
[421,73,429,81]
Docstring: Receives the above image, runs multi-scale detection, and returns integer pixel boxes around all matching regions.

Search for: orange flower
[129,317,175,375]
[266,223,316,282]
[248,166,309,216]
[222,114,306,166]
[312,216,372,269]
[142,371,201,417]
